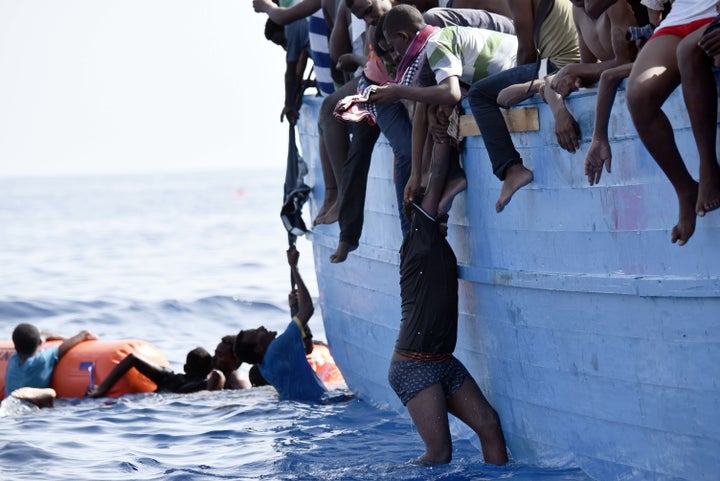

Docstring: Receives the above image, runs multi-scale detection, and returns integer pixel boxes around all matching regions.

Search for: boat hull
[298,83,720,481]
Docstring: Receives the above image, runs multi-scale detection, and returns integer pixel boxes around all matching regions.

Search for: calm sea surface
[0,169,593,480]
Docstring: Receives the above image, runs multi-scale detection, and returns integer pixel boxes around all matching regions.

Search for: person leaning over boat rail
[626,0,718,246]
[496,0,639,184]
[386,64,507,463]
[233,246,328,402]
[466,0,580,214]
[366,5,518,214]
[4,323,96,398]
[329,0,515,264]
[86,347,224,398]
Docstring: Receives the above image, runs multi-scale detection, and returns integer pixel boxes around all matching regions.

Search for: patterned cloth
[308,10,335,97]
[333,24,440,124]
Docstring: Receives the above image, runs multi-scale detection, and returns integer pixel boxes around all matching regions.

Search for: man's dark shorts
[388,356,470,405]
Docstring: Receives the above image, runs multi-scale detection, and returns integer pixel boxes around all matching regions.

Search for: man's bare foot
[316,202,339,225]
[11,387,57,408]
[497,78,546,108]
[672,187,698,246]
[313,188,338,226]
[496,164,533,213]
[438,174,467,216]
[697,173,720,216]
[330,241,357,263]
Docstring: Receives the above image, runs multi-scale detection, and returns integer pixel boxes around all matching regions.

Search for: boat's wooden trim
[459,106,539,137]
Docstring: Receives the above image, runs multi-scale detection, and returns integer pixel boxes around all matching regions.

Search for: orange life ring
[307,343,345,387]
[0,339,169,400]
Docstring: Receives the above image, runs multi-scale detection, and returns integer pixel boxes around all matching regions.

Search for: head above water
[12,323,42,358]
[346,0,393,26]
[383,4,425,62]
[184,347,213,379]
[233,326,277,365]
[213,335,240,374]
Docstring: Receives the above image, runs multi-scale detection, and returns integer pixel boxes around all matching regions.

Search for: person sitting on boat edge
[86,347,224,398]
[497,0,639,184]
[4,323,97,398]
[466,0,580,213]
[329,0,516,264]
[367,5,518,215]
[213,335,252,390]
[233,246,328,402]
[626,0,718,245]
[388,83,507,464]
[675,11,720,219]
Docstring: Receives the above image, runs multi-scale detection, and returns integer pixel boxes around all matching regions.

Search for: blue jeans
[467,62,555,180]
[376,100,412,236]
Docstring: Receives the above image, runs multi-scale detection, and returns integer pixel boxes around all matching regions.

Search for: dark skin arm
[283,61,301,125]
[370,76,462,105]
[86,352,167,398]
[451,0,512,18]
[508,0,538,66]
[583,0,618,19]
[329,3,352,64]
[57,330,96,359]
[253,0,322,26]
[287,246,314,326]
[585,62,632,184]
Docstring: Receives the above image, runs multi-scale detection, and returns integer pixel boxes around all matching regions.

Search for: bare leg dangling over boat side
[496,163,533,213]
[329,240,357,263]
[627,34,697,245]
[437,146,466,216]
[678,26,720,217]
[314,84,354,226]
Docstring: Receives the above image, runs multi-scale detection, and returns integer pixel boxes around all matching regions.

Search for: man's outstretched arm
[288,246,314,326]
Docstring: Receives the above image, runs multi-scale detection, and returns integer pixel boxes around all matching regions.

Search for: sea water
[0,169,594,481]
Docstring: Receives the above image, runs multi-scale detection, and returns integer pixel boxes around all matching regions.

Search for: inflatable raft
[0,339,169,400]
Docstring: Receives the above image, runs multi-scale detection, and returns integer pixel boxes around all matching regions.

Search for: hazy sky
[0,1,290,177]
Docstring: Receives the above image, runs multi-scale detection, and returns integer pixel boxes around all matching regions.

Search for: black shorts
[388,356,470,405]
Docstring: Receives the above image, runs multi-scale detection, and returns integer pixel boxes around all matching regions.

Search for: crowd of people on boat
[3,245,339,410]
[257,0,720,250]
[250,0,720,466]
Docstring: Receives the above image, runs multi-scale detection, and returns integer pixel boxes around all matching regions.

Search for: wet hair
[12,323,42,357]
[185,347,213,378]
[233,330,262,365]
[264,18,287,48]
[383,4,424,39]
[220,335,236,349]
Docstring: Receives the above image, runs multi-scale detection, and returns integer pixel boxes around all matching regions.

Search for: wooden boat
[297,81,720,481]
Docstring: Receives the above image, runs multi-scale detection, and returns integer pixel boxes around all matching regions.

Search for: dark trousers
[338,119,381,247]
[467,61,555,180]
